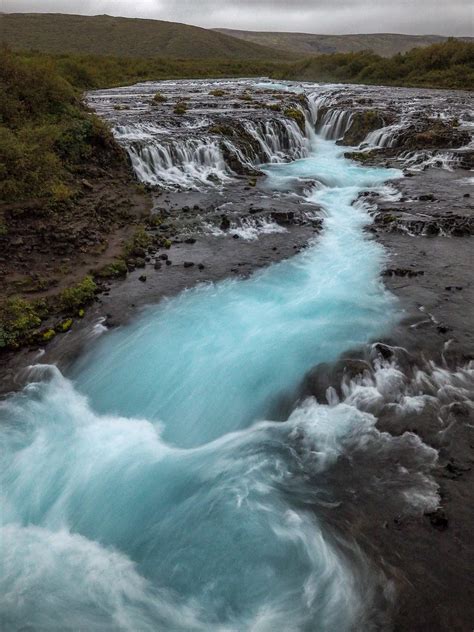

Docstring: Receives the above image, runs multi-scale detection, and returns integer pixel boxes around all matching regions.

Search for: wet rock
[154,261,162,270]
[382,268,424,278]
[426,509,449,531]
[271,211,295,225]
[183,261,194,268]
[302,357,373,403]
[185,238,196,244]
[138,274,147,282]
[220,215,231,230]
[158,253,168,260]
[340,110,386,146]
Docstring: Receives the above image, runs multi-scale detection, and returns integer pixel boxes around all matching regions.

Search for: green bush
[152,91,167,103]
[0,297,46,349]
[59,276,97,312]
[174,101,188,115]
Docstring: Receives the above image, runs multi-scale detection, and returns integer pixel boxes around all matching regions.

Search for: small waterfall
[399,150,461,171]
[114,113,314,189]
[125,137,231,189]
[243,119,310,163]
[363,124,402,148]
[318,110,354,141]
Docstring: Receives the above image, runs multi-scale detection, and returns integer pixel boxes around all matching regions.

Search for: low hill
[0,13,293,60]
[215,29,473,57]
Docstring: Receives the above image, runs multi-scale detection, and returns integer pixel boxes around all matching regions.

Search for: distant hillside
[215,29,473,57]
[0,13,293,60]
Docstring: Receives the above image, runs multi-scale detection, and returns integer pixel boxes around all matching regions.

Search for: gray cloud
[2,0,473,35]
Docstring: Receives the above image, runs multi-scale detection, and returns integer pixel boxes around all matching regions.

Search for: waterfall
[114,112,314,189]
[124,137,231,189]
[318,110,354,141]
[363,123,403,148]
[242,118,310,163]
[1,78,451,632]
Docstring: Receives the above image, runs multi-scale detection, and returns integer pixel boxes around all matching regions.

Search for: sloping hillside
[0,13,292,60]
[215,29,472,57]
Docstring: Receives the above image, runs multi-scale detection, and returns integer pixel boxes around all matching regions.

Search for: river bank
[1,78,473,631]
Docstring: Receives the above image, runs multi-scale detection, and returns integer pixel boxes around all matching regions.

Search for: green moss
[283,107,306,132]
[57,318,73,332]
[173,101,188,115]
[42,328,56,341]
[152,91,167,104]
[342,110,385,146]
[59,275,96,312]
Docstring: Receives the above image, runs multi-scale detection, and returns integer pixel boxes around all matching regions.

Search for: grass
[0,13,293,61]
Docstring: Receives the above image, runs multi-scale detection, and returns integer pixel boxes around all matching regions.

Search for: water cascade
[0,82,440,631]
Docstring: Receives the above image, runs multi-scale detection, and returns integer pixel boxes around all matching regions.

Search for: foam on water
[1,101,435,631]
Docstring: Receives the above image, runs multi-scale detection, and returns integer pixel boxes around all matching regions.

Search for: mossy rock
[152,92,167,104]
[209,89,226,97]
[41,328,56,342]
[174,102,188,115]
[341,110,385,146]
[283,107,306,132]
[57,318,73,333]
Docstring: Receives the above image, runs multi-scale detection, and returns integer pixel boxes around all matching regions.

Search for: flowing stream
[1,91,423,631]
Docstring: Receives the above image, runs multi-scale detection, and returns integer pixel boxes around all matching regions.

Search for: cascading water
[0,82,440,631]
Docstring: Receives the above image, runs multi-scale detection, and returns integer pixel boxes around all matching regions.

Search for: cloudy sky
[3,0,473,35]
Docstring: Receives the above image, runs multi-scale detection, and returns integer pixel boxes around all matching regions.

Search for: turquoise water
[0,138,401,631]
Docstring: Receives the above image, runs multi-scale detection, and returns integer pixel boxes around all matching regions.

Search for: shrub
[174,101,188,115]
[0,297,46,349]
[152,91,167,103]
[59,276,97,312]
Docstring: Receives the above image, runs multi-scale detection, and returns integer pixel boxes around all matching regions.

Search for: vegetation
[0,13,293,61]
[152,91,167,104]
[58,276,97,313]
[283,40,474,90]
[1,37,472,352]
[0,47,118,203]
[283,107,306,132]
[0,276,96,350]
[174,101,188,115]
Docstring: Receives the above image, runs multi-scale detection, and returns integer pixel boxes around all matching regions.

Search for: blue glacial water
[0,138,402,631]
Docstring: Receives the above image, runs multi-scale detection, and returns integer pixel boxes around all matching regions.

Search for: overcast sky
[2,0,473,35]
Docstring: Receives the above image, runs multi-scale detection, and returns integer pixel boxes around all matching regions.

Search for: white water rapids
[0,82,443,631]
